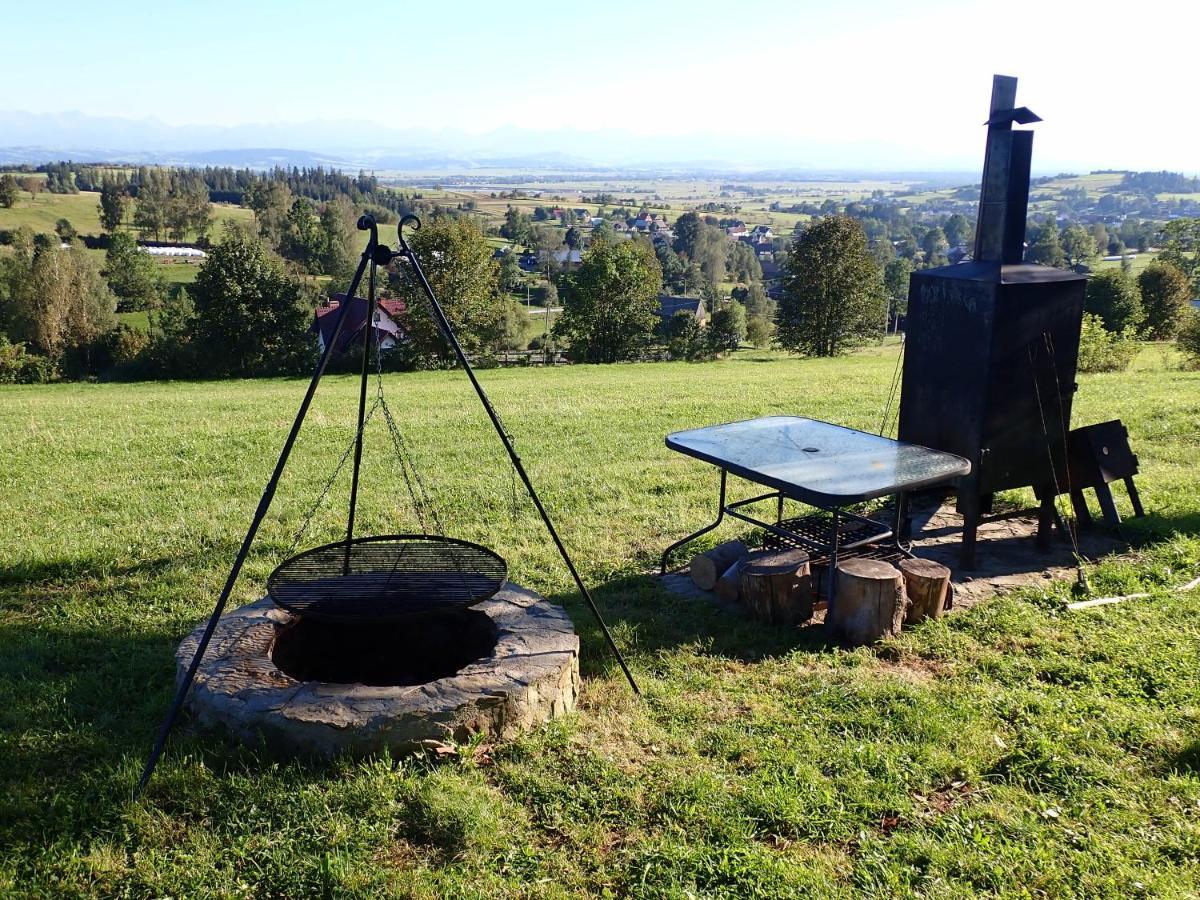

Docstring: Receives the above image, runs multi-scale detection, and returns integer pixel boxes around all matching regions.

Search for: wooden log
[690,540,747,591]
[714,560,742,605]
[899,557,951,624]
[737,549,812,625]
[828,558,905,645]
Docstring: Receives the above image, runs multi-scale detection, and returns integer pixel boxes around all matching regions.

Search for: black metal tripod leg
[135,233,377,799]
[660,469,727,574]
[396,219,640,695]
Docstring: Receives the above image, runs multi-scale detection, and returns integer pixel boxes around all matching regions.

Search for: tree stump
[899,557,951,624]
[689,540,747,591]
[714,560,742,604]
[737,549,812,625]
[828,558,905,645]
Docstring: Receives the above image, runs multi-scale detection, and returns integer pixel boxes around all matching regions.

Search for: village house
[655,295,709,327]
[313,296,406,355]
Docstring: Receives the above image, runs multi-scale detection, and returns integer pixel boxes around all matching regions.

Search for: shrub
[1178,309,1200,369]
[1077,313,1139,373]
[1084,269,1144,334]
[0,335,58,384]
[1138,260,1192,340]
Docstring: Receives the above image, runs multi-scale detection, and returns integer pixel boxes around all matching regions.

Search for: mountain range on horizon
[0,109,995,177]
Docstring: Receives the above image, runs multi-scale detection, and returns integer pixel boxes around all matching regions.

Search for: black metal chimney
[897,75,1086,569]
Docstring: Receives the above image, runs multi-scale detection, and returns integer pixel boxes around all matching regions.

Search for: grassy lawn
[0,191,254,241]
[1,346,1198,897]
[1094,251,1161,277]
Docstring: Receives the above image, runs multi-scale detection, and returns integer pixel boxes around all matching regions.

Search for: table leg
[660,468,728,574]
[827,508,840,613]
[894,491,911,544]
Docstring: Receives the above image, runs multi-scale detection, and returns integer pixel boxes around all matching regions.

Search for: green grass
[2,346,1199,897]
[1094,251,1160,276]
[0,190,254,241]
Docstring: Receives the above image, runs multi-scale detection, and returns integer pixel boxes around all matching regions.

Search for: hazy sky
[2,0,1197,170]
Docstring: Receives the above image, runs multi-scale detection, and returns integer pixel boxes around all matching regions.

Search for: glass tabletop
[666,416,971,505]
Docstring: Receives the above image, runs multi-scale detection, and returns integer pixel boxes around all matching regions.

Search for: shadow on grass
[0,552,191,588]
[1123,508,1200,545]
[0,611,386,842]
[1162,740,1200,777]
[548,571,841,683]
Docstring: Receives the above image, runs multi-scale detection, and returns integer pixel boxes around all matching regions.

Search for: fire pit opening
[271,609,498,686]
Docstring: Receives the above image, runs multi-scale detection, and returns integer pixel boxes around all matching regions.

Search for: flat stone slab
[178,584,579,757]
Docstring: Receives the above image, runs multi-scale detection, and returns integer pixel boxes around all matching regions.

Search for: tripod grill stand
[135,214,640,798]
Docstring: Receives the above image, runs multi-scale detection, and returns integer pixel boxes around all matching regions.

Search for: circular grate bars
[267,535,508,623]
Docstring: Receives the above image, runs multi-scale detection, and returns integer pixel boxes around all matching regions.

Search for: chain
[283,397,380,559]
[393,255,522,523]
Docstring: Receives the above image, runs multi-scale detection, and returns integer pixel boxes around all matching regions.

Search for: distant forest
[23,160,409,215]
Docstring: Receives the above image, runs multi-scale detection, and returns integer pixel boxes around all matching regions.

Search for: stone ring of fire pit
[176,584,579,757]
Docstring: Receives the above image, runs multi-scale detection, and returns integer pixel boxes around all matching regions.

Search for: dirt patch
[914,780,986,817]
[905,501,1125,608]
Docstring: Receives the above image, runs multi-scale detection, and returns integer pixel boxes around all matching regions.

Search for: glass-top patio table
[661,416,971,605]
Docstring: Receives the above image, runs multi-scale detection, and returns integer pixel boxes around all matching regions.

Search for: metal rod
[396,217,640,695]
[344,224,380,574]
[660,468,727,574]
[134,225,378,799]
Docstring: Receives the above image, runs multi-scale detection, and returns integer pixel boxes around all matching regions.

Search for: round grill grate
[267,534,508,623]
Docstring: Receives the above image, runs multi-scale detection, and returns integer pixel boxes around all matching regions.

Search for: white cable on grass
[1066,575,1200,610]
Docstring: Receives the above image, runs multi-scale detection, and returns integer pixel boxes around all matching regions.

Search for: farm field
[1,346,1199,897]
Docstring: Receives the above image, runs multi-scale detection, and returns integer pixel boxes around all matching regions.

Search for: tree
[707,300,747,355]
[692,223,728,285]
[554,238,662,363]
[243,179,291,246]
[920,227,949,268]
[20,177,42,201]
[500,206,531,247]
[1090,222,1109,258]
[397,216,503,366]
[133,179,168,241]
[281,197,323,272]
[97,180,129,233]
[745,315,773,348]
[655,242,688,294]
[776,216,886,357]
[317,197,355,280]
[671,211,702,257]
[189,228,312,377]
[1138,260,1191,340]
[564,226,582,250]
[1085,269,1145,334]
[1026,215,1065,267]
[943,213,973,248]
[662,309,704,360]
[727,240,762,283]
[3,243,115,364]
[103,231,167,312]
[883,257,913,325]
[0,174,18,209]
[54,219,77,244]
[498,252,523,293]
[1061,224,1098,269]
[494,298,528,352]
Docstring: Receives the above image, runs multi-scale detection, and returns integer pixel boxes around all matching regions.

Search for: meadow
[1,345,1199,897]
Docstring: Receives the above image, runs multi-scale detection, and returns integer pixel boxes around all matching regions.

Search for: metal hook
[397,214,422,253]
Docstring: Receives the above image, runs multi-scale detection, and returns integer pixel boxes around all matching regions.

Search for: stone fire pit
[176,584,579,757]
